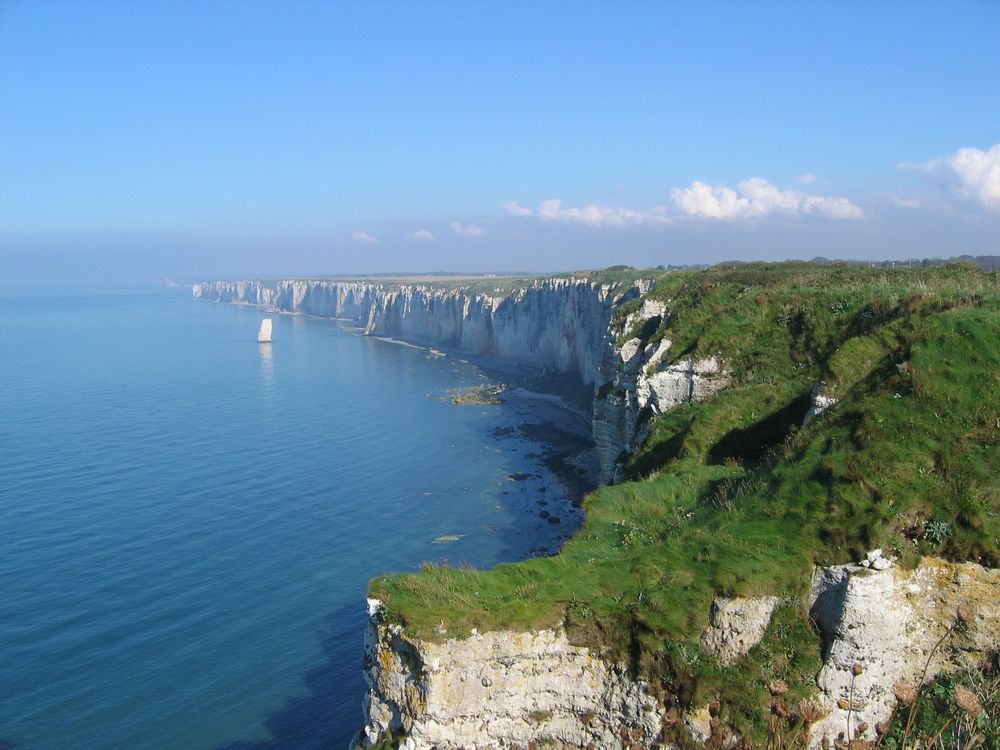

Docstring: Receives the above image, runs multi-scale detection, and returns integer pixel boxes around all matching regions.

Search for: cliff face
[194,277,663,480]
[196,272,1000,750]
[194,278,642,386]
[590,299,729,483]
[807,556,1000,746]
[361,560,1000,750]
[360,600,659,750]
[192,280,384,323]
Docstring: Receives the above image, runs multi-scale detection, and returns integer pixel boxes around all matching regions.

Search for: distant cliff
[194,275,672,481]
[194,278,641,384]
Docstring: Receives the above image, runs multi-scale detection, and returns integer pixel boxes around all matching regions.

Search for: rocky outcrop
[358,555,1000,750]
[359,600,662,750]
[807,556,1000,748]
[802,381,838,426]
[192,278,382,319]
[592,310,729,482]
[699,596,781,666]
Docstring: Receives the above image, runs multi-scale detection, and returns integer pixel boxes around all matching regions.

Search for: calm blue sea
[0,288,582,750]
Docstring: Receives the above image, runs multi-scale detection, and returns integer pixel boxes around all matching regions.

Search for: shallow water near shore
[0,288,588,750]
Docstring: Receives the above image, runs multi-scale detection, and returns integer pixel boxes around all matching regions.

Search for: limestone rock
[807,558,1000,748]
[594,353,730,483]
[802,381,838,426]
[195,277,635,388]
[699,596,781,665]
[195,278,729,485]
[358,602,663,750]
[684,705,712,744]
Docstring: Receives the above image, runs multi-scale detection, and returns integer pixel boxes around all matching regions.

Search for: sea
[0,287,588,750]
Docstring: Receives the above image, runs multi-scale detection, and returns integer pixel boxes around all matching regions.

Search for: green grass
[369,262,1000,740]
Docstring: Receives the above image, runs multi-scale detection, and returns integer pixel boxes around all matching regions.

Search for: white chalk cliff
[194,278,635,386]
[194,276,670,480]
[360,600,660,750]
[358,559,999,750]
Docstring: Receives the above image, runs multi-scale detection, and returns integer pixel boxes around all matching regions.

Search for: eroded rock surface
[699,596,781,666]
[802,381,838,426]
[807,557,1000,747]
[359,601,662,750]
[593,345,729,483]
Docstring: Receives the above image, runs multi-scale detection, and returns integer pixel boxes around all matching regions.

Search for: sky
[1,1,998,285]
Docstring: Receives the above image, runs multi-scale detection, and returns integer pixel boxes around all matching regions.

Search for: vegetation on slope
[369,262,1000,742]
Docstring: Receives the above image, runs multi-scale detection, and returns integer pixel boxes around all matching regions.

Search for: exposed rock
[441,385,504,405]
[807,557,1000,748]
[699,596,781,665]
[619,338,644,372]
[684,705,712,744]
[358,600,664,750]
[196,278,733,485]
[594,352,730,483]
[802,381,838,426]
[357,559,1000,750]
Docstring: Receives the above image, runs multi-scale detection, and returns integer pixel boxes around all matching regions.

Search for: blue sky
[1,1,998,283]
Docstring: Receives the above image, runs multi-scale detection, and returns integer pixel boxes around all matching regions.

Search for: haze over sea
[0,287,580,750]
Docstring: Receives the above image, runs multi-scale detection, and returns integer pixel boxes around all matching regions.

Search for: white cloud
[503,178,862,231]
[504,200,533,217]
[352,231,378,244]
[670,178,863,220]
[535,199,671,227]
[797,173,817,184]
[892,197,921,209]
[410,229,435,241]
[901,143,1000,211]
[450,221,487,238]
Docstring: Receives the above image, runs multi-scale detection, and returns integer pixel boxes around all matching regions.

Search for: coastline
[389,342,597,556]
[194,287,600,556]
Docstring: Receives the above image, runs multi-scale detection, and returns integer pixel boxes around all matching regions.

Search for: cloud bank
[410,229,435,241]
[534,199,671,227]
[503,200,533,217]
[901,143,1000,211]
[506,177,863,227]
[670,178,864,220]
[352,231,378,244]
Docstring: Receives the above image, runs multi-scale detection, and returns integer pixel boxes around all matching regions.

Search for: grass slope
[370,262,1000,742]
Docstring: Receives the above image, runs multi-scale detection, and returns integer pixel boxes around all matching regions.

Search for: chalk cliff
[194,276,667,479]
[195,278,643,385]
[359,558,999,750]
[360,600,660,750]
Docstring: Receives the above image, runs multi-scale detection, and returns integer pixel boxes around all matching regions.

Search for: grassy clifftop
[369,262,1000,740]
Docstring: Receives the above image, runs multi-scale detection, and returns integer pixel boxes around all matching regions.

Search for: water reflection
[259,342,274,393]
